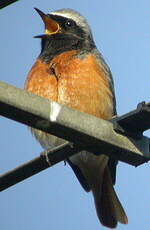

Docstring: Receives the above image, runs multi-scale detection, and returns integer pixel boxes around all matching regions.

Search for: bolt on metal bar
[0,80,149,167]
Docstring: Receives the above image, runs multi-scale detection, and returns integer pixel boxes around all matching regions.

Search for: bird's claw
[40,150,51,166]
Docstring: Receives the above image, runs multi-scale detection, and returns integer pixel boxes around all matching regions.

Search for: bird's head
[34,8,95,62]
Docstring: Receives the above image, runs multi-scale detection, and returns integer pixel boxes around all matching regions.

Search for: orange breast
[25,50,114,120]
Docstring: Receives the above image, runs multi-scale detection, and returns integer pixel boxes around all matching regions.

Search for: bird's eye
[65,20,75,28]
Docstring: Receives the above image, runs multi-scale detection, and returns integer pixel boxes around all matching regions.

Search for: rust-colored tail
[92,166,128,228]
[69,152,128,228]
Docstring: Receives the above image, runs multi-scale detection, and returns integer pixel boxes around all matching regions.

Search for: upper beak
[34,8,60,35]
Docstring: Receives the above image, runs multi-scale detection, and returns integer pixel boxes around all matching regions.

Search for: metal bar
[112,102,150,136]
[0,0,19,9]
[0,143,82,192]
[0,81,149,166]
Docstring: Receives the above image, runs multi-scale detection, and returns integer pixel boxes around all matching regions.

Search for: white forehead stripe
[50,10,84,23]
[49,9,92,35]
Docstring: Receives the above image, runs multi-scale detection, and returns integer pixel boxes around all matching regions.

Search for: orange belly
[25,50,114,120]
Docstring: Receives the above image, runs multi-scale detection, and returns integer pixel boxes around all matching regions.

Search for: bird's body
[25,8,128,228]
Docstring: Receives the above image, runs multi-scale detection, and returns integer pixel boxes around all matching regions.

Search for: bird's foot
[40,150,51,166]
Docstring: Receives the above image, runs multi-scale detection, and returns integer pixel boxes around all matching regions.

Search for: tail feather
[95,183,117,228]
[69,152,128,228]
[93,166,128,228]
[102,166,128,225]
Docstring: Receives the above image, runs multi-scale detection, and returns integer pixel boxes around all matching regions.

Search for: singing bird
[25,8,128,228]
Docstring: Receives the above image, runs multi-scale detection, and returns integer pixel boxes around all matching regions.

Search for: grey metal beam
[111,102,150,137]
[0,0,19,9]
[0,80,149,166]
[0,143,82,192]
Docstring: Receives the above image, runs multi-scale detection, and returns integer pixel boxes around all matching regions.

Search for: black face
[47,14,86,40]
[39,14,95,63]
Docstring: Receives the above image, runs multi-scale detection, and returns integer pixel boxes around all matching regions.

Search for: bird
[24,8,128,228]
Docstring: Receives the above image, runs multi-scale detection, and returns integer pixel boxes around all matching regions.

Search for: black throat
[38,33,95,63]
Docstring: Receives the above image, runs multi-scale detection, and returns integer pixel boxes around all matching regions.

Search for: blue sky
[0,0,150,229]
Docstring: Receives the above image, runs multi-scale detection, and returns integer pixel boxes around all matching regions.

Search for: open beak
[34,8,60,35]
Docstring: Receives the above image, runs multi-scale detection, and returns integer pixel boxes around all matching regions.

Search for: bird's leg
[64,142,74,166]
[40,149,51,166]
[45,150,52,166]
